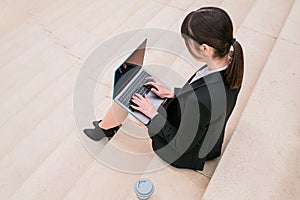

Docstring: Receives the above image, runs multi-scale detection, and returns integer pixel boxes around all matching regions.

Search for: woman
[84,7,244,170]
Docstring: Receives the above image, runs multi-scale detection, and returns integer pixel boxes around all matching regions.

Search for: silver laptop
[113,39,164,124]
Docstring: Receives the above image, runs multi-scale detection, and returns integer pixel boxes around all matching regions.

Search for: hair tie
[229,38,236,46]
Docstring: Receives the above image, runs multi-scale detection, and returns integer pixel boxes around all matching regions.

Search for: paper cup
[134,178,154,200]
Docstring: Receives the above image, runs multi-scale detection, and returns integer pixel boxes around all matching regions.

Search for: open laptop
[112,39,164,124]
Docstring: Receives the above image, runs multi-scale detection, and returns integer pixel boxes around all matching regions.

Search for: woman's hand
[144,77,174,98]
[130,93,158,119]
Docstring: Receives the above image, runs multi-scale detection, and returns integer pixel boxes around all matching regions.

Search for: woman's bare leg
[99,102,128,129]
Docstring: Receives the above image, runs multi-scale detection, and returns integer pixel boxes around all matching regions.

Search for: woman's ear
[186,39,211,60]
[200,44,213,57]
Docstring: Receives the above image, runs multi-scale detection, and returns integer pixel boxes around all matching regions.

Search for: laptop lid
[113,39,147,99]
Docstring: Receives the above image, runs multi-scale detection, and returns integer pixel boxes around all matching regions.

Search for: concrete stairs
[203,0,300,199]
[0,0,299,199]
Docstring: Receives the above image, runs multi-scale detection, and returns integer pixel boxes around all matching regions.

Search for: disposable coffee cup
[134,178,154,200]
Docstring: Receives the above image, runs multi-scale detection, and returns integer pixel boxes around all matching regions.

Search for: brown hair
[181,7,244,89]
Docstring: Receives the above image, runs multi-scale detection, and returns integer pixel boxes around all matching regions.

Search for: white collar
[210,65,228,72]
[190,65,228,83]
[201,65,228,73]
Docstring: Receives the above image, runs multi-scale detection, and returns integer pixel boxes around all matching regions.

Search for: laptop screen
[113,39,147,98]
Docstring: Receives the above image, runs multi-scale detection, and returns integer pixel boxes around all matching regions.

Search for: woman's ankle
[98,121,107,130]
[98,120,119,130]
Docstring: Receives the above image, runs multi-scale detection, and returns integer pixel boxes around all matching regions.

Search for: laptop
[112,39,164,124]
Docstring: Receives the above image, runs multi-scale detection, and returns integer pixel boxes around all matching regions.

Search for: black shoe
[92,120,121,133]
[92,120,102,128]
[83,120,121,141]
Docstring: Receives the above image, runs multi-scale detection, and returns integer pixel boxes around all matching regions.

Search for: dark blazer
[146,69,241,170]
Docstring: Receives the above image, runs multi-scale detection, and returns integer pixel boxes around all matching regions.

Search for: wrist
[149,108,158,119]
[166,91,174,98]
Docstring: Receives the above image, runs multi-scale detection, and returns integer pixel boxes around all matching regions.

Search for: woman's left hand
[130,93,158,119]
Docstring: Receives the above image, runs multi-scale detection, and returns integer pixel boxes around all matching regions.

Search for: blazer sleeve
[147,94,210,155]
[174,87,181,96]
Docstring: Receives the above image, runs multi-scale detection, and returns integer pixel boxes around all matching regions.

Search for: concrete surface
[0,0,299,199]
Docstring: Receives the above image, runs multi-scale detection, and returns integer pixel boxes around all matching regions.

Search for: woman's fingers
[132,93,152,104]
[130,94,146,113]
[133,93,144,99]
[130,104,141,112]
[143,94,150,101]
[146,76,160,83]
[144,81,155,87]
[144,82,159,92]
[150,87,160,96]
[130,93,156,118]
[145,76,155,81]
[132,93,146,104]
[130,97,138,104]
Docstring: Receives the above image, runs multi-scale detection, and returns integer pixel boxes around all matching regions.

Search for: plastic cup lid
[134,178,154,196]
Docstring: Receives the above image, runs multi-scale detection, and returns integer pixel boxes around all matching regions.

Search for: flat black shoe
[83,120,121,141]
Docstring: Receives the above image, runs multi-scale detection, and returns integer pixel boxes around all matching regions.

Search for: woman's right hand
[144,77,174,98]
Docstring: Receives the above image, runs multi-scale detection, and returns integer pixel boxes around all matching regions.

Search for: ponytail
[180,7,244,89]
[224,40,244,89]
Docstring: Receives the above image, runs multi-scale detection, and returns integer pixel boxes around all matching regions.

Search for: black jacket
[146,69,241,170]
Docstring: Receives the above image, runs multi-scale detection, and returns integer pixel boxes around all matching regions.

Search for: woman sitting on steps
[84,7,244,170]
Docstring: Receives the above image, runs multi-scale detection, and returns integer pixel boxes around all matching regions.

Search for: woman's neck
[206,56,230,71]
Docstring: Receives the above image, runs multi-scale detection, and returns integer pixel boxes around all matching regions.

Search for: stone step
[70,0,183,59]
[1,0,296,199]
[0,42,76,126]
[0,67,79,159]
[196,0,293,178]
[0,96,75,199]
[279,0,300,45]
[221,0,255,28]
[0,1,197,198]
[221,0,295,150]
[203,0,299,199]
[64,120,210,199]
[9,133,94,200]
[0,0,59,34]
[204,35,300,200]
[0,21,48,67]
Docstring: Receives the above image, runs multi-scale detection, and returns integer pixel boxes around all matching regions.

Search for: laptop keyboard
[118,70,152,108]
